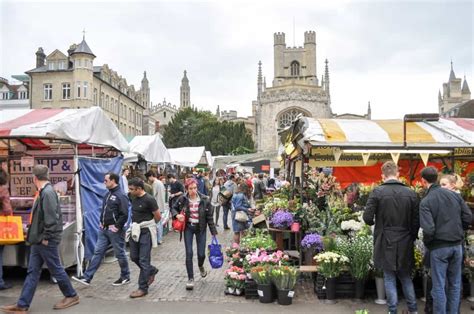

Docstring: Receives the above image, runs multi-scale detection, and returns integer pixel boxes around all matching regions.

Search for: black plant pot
[354,278,366,299]
[257,284,274,303]
[277,289,294,305]
[325,277,337,303]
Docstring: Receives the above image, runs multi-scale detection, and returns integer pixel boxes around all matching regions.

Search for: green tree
[162,107,255,155]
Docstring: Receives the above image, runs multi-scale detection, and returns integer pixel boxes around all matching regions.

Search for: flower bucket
[354,278,365,299]
[227,286,235,294]
[290,222,300,233]
[374,277,387,305]
[325,277,337,304]
[304,247,316,266]
[277,289,294,305]
[257,283,274,303]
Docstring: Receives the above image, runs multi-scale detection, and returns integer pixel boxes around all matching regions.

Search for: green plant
[270,266,299,290]
[355,310,369,314]
[350,234,373,280]
[240,229,277,251]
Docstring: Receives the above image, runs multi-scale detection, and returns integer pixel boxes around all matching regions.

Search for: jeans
[0,245,4,287]
[430,245,463,314]
[129,229,155,292]
[156,218,163,243]
[384,269,417,314]
[222,203,230,228]
[83,228,130,281]
[213,205,220,226]
[18,242,77,308]
[184,224,207,280]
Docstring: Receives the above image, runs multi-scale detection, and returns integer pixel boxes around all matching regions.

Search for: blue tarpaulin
[78,156,124,260]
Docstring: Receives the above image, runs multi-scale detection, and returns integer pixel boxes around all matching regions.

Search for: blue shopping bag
[208,235,224,269]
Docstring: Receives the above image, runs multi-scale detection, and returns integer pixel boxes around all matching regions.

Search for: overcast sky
[1,0,473,119]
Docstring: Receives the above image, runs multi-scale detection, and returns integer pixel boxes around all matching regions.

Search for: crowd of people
[1,160,471,313]
[0,164,284,313]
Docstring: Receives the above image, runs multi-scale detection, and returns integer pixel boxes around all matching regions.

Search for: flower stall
[273,114,474,303]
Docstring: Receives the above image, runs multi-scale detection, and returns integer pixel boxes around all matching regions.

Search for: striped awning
[297,117,474,149]
[0,107,129,152]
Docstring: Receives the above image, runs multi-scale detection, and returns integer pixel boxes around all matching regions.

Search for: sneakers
[199,266,207,278]
[129,289,147,298]
[112,277,130,286]
[53,295,80,310]
[71,275,90,286]
[185,279,194,290]
[0,304,28,313]
[147,268,159,286]
[0,282,13,290]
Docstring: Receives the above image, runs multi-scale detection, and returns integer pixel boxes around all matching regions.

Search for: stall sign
[20,157,34,168]
[9,157,74,197]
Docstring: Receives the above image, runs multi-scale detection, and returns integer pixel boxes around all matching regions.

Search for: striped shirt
[188,197,200,224]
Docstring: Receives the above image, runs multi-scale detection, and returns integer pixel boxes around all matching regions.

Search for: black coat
[171,193,218,236]
[363,180,419,272]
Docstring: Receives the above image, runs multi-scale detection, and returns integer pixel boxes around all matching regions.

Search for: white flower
[341,219,363,231]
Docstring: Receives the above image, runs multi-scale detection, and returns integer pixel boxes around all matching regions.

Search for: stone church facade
[254,31,333,152]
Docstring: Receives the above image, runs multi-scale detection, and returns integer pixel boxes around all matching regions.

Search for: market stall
[125,133,173,164]
[271,114,474,302]
[0,107,129,274]
[168,146,212,168]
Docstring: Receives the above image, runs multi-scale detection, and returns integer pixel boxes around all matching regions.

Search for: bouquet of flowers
[270,210,294,229]
[250,265,272,285]
[224,266,246,289]
[350,234,373,280]
[301,233,324,252]
[314,251,349,278]
[341,219,364,232]
[244,249,290,272]
[270,266,299,290]
[356,183,376,206]
[225,243,244,267]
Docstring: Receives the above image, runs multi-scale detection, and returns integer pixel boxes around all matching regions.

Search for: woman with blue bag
[231,182,252,245]
[171,178,218,291]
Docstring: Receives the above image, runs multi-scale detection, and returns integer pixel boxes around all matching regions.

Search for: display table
[267,227,302,265]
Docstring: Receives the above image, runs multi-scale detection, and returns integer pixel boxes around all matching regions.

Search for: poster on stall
[9,156,74,197]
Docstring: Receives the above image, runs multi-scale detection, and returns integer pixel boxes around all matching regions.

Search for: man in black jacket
[420,167,471,314]
[363,161,419,314]
[1,165,79,313]
[72,172,130,287]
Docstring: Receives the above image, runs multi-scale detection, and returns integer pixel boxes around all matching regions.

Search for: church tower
[140,71,150,108]
[439,62,471,114]
[180,70,190,108]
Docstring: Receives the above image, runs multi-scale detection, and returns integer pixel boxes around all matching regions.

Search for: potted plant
[301,233,324,266]
[270,266,299,305]
[224,266,245,295]
[251,265,274,303]
[314,251,349,303]
[350,234,373,300]
[466,233,474,302]
[270,210,294,230]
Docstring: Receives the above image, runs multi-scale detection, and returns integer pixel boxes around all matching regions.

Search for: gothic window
[290,61,300,76]
[278,108,306,129]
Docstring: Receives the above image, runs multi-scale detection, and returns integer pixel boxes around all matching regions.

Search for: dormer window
[59,61,66,70]
[290,61,300,76]
[48,62,55,70]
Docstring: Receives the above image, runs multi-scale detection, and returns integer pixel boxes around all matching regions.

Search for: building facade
[26,37,149,137]
[0,76,30,109]
[438,62,471,115]
[254,31,333,152]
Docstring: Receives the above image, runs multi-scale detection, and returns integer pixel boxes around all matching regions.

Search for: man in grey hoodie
[1,165,79,313]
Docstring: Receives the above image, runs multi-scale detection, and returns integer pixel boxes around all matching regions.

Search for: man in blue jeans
[1,165,79,313]
[72,172,130,287]
[363,161,419,314]
[420,167,472,314]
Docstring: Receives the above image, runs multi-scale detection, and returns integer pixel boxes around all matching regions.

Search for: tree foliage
[162,107,255,155]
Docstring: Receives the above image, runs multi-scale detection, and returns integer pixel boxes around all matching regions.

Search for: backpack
[218,190,233,206]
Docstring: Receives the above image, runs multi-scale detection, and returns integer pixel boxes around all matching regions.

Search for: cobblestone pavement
[1,224,472,313]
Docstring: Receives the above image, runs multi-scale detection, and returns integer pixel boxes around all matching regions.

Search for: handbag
[172,210,186,233]
[0,215,25,245]
[235,210,249,222]
[208,235,224,269]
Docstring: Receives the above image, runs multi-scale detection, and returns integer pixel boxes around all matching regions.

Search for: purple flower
[301,233,324,251]
[270,210,294,229]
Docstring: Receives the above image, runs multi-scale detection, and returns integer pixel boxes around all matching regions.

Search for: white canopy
[128,134,173,163]
[168,146,211,167]
[0,107,129,152]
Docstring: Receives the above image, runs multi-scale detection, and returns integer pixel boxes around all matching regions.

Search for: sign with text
[9,157,74,197]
